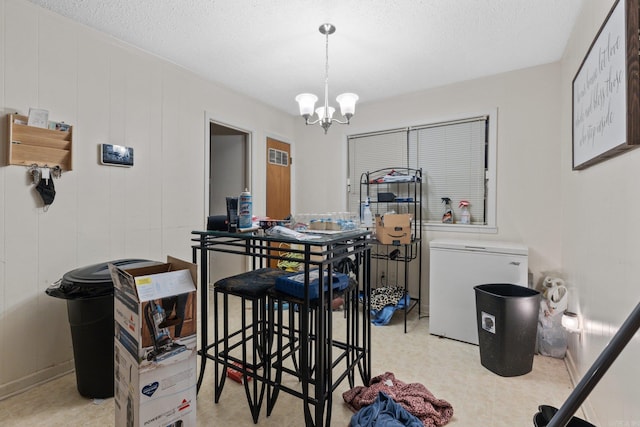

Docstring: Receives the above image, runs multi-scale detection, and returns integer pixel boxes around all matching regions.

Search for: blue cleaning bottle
[238,188,252,229]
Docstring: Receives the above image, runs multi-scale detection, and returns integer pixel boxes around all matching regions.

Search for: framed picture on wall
[100,144,134,167]
[572,0,640,170]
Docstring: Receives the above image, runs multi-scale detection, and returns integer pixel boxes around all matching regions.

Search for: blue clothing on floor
[350,391,423,427]
[370,294,410,326]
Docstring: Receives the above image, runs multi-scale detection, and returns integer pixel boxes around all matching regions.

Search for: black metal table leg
[196,236,208,392]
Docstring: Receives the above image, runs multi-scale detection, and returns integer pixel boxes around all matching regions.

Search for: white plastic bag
[537,277,568,358]
[542,277,568,314]
[537,299,568,358]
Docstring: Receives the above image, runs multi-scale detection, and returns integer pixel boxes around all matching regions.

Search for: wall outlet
[388,271,397,285]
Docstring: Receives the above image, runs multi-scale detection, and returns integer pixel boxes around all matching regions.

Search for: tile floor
[0,293,576,426]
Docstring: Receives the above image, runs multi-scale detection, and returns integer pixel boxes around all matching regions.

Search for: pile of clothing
[343,372,453,426]
[367,286,410,326]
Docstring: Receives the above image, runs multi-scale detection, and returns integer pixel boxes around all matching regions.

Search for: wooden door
[266,137,291,219]
[266,137,291,268]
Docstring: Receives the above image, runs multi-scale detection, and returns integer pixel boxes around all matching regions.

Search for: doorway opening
[207,120,251,284]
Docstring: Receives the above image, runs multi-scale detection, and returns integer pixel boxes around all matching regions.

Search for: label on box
[134,269,194,301]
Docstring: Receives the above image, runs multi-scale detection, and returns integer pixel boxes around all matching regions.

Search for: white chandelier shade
[336,93,359,117]
[295,93,318,117]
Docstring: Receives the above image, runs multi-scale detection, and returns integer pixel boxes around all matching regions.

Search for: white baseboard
[564,349,598,424]
[0,360,74,401]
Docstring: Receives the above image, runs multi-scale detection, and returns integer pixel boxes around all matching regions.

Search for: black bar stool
[212,267,289,424]
[265,270,357,424]
[265,287,305,416]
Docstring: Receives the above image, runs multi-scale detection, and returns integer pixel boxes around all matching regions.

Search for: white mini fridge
[429,239,528,345]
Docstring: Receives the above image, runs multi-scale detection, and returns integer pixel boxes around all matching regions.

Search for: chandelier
[295,23,359,134]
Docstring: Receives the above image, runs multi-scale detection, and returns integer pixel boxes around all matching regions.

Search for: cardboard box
[375,214,412,245]
[110,256,198,427]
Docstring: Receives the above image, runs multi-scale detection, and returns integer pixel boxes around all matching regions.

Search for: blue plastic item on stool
[275,269,349,300]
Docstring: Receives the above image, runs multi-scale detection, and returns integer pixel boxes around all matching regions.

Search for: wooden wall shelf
[6,114,73,171]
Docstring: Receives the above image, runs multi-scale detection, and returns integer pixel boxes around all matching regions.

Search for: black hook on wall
[26,164,63,184]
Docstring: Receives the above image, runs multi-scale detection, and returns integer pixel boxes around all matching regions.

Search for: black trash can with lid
[46,259,158,398]
[474,283,540,377]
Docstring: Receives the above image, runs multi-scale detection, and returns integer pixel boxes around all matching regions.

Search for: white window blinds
[348,116,488,225]
[409,118,487,223]
[347,130,408,216]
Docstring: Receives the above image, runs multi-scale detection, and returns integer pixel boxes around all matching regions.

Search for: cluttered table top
[192,226,371,246]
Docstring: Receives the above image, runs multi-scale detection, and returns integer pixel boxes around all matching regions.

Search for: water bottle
[363,197,373,228]
[238,188,252,229]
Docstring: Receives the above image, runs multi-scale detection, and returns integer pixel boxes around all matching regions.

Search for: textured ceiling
[25,0,584,116]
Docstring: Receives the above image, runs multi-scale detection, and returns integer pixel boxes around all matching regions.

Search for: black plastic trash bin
[46,259,157,398]
[474,283,540,377]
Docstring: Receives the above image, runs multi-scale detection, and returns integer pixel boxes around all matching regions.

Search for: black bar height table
[191,228,372,426]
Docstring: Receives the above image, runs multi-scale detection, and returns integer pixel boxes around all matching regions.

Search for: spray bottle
[441,197,453,223]
[459,200,470,224]
[238,188,252,229]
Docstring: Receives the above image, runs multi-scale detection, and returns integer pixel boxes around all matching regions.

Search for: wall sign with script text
[572,0,640,170]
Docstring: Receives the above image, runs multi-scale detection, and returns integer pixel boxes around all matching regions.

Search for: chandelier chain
[324,29,330,113]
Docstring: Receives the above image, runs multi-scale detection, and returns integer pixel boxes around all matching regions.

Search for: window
[269,148,289,166]
[347,111,497,232]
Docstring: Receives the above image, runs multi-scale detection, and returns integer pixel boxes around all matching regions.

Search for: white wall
[560,1,640,425]
[0,0,295,398]
[294,62,565,310]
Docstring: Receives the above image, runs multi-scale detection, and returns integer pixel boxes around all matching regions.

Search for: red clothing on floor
[343,372,454,426]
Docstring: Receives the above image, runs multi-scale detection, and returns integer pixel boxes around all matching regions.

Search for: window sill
[424,223,497,234]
